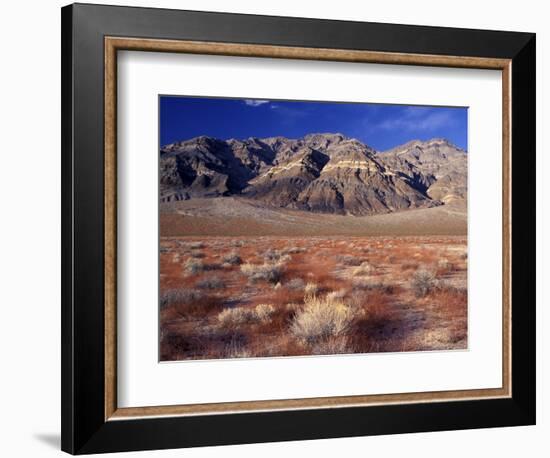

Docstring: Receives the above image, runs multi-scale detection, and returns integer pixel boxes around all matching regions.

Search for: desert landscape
[160,234,467,360]
[159,126,468,361]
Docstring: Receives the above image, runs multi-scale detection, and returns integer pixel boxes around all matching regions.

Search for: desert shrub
[160,288,203,309]
[185,259,204,274]
[311,336,353,355]
[254,266,277,283]
[161,327,250,360]
[189,241,205,249]
[197,275,225,290]
[337,255,362,266]
[240,262,284,284]
[349,288,391,320]
[352,261,372,276]
[162,288,226,319]
[348,290,368,310]
[286,302,301,311]
[263,249,282,262]
[436,259,456,275]
[279,254,291,264]
[290,295,355,344]
[326,289,347,301]
[352,279,394,294]
[262,249,291,264]
[217,303,275,327]
[284,246,306,254]
[254,303,276,322]
[286,278,305,290]
[240,263,255,275]
[222,251,242,265]
[435,281,467,296]
[223,339,252,358]
[217,307,255,326]
[304,282,320,297]
[411,269,436,297]
[190,250,205,259]
[231,240,245,247]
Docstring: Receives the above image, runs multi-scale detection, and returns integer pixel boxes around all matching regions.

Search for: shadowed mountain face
[160,133,467,216]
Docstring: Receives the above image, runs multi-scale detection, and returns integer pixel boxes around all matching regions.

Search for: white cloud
[378,107,454,132]
[244,99,270,107]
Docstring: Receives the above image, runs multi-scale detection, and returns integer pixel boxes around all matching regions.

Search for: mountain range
[160,133,467,216]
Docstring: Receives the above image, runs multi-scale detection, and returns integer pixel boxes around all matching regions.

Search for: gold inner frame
[104,36,512,421]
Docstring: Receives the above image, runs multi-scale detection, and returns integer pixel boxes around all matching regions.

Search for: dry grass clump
[290,295,355,344]
[239,263,255,275]
[263,249,281,262]
[160,288,203,309]
[352,261,372,276]
[222,251,242,265]
[304,282,320,297]
[437,282,467,296]
[311,336,352,355]
[159,287,225,319]
[286,302,301,311]
[286,278,305,290]
[217,303,276,327]
[435,259,456,275]
[197,275,225,290]
[411,269,436,297]
[414,328,454,348]
[254,303,276,321]
[185,259,204,274]
[217,307,255,326]
[337,255,362,266]
[352,279,394,294]
[326,289,347,301]
[223,339,252,359]
[240,262,284,284]
[283,246,306,254]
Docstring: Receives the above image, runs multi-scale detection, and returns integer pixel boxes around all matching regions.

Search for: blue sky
[160,96,467,151]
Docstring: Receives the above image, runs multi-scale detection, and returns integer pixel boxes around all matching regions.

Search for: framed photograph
[61,3,536,454]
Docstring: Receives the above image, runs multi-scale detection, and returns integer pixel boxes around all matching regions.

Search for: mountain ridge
[160,133,467,216]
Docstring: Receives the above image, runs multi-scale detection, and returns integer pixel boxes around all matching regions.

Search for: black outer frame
[61,3,536,454]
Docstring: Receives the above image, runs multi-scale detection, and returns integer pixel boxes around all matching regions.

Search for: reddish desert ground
[160,233,467,361]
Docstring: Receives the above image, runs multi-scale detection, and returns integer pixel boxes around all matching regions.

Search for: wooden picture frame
[62,3,536,454]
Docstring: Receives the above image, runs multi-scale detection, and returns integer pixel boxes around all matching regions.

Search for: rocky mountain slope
[160,133,467,216]
[378,138,467,205]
